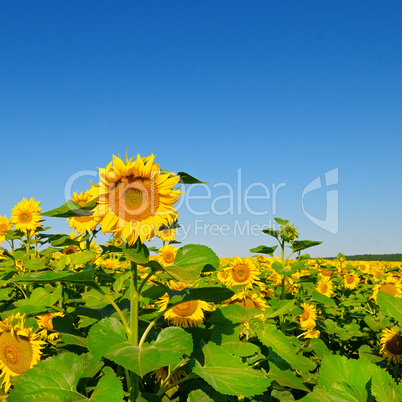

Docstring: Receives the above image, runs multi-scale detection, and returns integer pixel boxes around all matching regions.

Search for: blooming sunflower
[157,244,178,267]
[0,217,12,243]
[299,303,317,330]
[343,272,360,290]
[93,154,181,245]
[66,189,101,234]
[379,328,402,363]
[152,366,186,397]
[157,281,212,328]
[223,256,259,288]
[36,312,64,342]
[11,197,41,234]
[224,291,268,312]
[371,275,402,301]
[157,228,177,243]
[0,313,45,393]
[315,276,334,298]
[303,329,320,339]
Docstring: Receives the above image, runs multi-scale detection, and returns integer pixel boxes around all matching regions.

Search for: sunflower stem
[156,373,197,398]
[129,261,140,401]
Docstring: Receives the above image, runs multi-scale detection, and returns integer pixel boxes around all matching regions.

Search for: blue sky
[1,1,401,258]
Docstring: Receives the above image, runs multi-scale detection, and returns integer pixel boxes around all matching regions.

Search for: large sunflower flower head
[157,244,178,267]
[0,313,45,393]
[157,281,212,328]
[11,197,42,235]
[343,272,360,290]
[299,303,317,330]
[0,216,13,243]
[315,276,335,298]
[66,189,101,234]
[94,154,181,245]
[223,256,260,289]
[380,327,402,364]
[371,275,402,302]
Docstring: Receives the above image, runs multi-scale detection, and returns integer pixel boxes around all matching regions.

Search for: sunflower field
[0,154,401,401]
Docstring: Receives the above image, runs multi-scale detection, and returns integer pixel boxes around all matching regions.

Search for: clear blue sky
[1,1,401,258]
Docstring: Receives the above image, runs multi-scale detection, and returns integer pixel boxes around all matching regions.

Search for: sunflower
[380,328,402,363]
[157,244,178,267]
[343,272,360,290]
[93,154,181,245]
[0,313,45,393]
[11,197,41,234]
[223,256,259,288]
[36,312,65,342]
[153,366,186,397]
[303,329,320,339]
[279,224,298,243]
[157,228,177,243]
[371,275,402,301]
[315,276,334,298]
[157,281,212,328]
[0,217,12,243]
[66,189,101,234]
[299,303,317,330]
[223,291,268,312]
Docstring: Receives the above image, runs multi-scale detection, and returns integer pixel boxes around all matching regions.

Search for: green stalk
[156,373,197,398]
[129,261,139,401]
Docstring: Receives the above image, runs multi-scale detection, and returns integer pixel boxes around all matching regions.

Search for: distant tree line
[326,254,402,262]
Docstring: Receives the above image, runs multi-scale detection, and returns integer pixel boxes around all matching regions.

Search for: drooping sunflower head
[303,329,320,339]
[223,256,260,288]
[157,227,177,243]
[0,313,45,393]
[0,216,12,243]
[380,328,402,364]
[371,275,402,301]
[299,303,317,330]
[11,197,42,234]
[66,189,101,234]
[94,154,181,245]
[157,281,212,328]
[343,272,360,290]
[224,291,268,311]
[315,276,334,298]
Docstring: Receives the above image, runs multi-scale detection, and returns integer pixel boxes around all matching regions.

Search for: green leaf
[301,384,363,402]
[123,242,150,265]
[377,291,402,324]
[311,290,337,307]
[7,268,103,292]
[318,354,376,390]
[371,365,400,402]
[9,352,121,401]
[87,318,193,377]
[268,362,309,392]
[165,244,219,284]
[177,171,207,184]
[69,250,95,266]
[89,373,124,402]
[274,218,289,226]
[256,324,316,373]
[249,245,278,256]
[187,389,214,402]
[264,300,295,319]
[209,304,262,324]
[291,240,322,253]
[190,342,271,397]
[42,199,95,218]
[22,258,47,271]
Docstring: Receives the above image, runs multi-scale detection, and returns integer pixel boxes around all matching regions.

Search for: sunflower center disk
[0,332,33,374]
[173,301,198,317]
[18,212,32,223]
[301,311,310,321]
[233,265,250,282]
[163,252,175,264]
[387,335,402,355]
[379,284,396,296]
[321,284,328,293]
